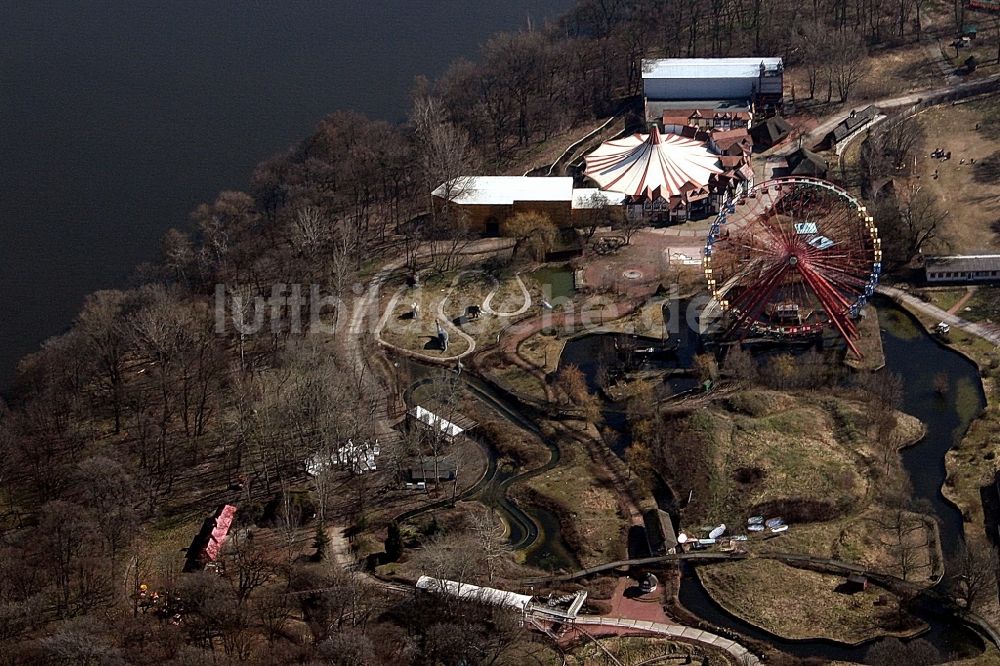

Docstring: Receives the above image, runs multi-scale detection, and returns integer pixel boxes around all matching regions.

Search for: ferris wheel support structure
[704,176,882,358]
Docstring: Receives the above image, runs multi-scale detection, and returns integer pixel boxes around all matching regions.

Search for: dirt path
[481,273,531,316]
[947,286,977,315]
[434,281,477,359]
[327,525,353,569]
[921,32,959,86]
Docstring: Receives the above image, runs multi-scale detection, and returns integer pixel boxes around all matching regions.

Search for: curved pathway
[481,273,531,316]
[434,278,477,358]
[566,615,760,665]
[359,240,515,364]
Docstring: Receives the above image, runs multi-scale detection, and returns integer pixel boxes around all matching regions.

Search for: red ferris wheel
[704,177,882,357]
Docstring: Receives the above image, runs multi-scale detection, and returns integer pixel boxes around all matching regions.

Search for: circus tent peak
[583,126,723,201]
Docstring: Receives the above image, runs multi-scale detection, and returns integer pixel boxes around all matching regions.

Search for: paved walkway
[773,72,1000,156]
[481,273,531,316]
[354,239,517,365]
[878,285,1000,346]
[605,577,669,624]
[568,615,760,665]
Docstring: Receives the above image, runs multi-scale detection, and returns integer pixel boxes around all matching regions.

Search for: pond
[529,265,576,301]
[559,300,703,392]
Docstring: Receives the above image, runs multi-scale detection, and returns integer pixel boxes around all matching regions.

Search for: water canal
[402,294,990,661]
[676,297,988,662]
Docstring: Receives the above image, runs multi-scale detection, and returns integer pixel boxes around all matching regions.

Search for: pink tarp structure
[583,126,722,200]
[203,504,237,562]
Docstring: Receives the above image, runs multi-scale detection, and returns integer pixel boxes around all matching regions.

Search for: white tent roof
[416,575,533,612]
[583,126,722,199]
[409,405,464,438]
[432,176,574,205]
[642,58,782,80]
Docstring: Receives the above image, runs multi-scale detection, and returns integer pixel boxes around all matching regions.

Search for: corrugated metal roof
[416,576,534,612]
[409,405,465,438]
[432,176,573,205]
[642,58,782,80]
[653,99,750,111]
[926,255,1000,273]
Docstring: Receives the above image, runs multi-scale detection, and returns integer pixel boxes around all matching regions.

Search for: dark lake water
[0,0,571,387]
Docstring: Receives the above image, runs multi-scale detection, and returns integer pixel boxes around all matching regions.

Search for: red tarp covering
[203,505,237,562]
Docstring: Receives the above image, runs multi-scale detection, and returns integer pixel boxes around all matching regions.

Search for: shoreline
[690,563,930,647]
[884,292,993,535]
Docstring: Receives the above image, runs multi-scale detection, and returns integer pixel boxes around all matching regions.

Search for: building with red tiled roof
[660,103,752,134]
[709,128,753,156]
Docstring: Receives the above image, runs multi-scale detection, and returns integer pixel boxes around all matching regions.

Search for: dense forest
[0,1,969,663]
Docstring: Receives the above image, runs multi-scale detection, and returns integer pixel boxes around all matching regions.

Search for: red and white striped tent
[583,126,723,201]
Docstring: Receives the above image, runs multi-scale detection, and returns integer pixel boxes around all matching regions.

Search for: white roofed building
[431,176,622,234]
[642,57,784,116]
[409,405,464,439]
[416,576,534,614]
[432,176,573,206]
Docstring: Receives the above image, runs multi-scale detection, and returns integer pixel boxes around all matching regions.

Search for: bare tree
[874,410,908,473]
[828,31,868,102]
[75,290,133,433]
[877,497,932,582]
[470,511,510,584]
[503,211,558,262]
[575,191,615,243]
[794,20,832,99]
[861,117,924,190]
[227,530,278,605]
[866,637,940,666]
[614,208,645,245]
[160,228,194,284]
[555,364,603,424]
[877,188,945,267]
[412,95,476,225]
[951,540,998,611]
[288,205,331,262]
